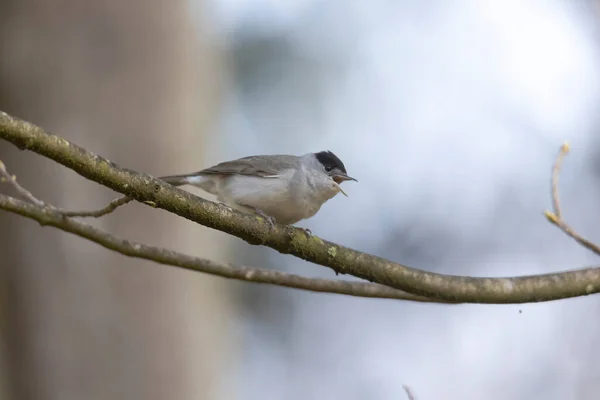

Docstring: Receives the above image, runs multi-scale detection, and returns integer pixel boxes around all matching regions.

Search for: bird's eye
[324,165,333,172]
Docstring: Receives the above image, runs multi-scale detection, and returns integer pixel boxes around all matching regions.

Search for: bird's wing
[198,155,299,177]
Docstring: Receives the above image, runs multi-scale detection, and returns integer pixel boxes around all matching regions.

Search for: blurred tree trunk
[0,1,235,399]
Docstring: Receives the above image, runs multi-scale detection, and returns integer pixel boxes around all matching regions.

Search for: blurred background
[1,0,600,399]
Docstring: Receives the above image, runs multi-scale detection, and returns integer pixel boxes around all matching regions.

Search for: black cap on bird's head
[314,151,357,195]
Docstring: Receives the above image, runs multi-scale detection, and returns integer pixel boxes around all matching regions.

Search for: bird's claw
[254,208,276,230]
[265,216,276,230]
[218,202,234,212]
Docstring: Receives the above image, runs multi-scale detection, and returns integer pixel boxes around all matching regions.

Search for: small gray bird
[159,151,356,226]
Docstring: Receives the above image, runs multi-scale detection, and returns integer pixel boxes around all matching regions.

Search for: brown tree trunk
[0,1,234,399]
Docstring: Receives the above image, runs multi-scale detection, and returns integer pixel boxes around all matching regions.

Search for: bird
[159,150,357,227]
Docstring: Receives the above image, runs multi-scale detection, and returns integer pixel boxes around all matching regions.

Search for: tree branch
[0,193,437,301]
[2,110,600,304]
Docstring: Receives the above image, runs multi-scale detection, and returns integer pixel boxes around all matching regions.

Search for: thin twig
[60,195,133,217]
[0,160,133,218]
[551,142,569,218]
[0,159,46,207]
[0,193,443,302]
[0,159,132,217]
[402,385,415,400]
[545,143,600,257]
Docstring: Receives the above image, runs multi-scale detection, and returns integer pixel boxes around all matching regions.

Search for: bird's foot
[253,208,276,230]
[217,202,234,212]
[286,226,312,238]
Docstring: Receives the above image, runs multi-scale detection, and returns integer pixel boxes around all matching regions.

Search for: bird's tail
[158,173,217,195]
[159,173,196,187]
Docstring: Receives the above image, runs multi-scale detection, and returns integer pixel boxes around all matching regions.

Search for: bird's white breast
[203,165,340,225]
[216,170,300,224]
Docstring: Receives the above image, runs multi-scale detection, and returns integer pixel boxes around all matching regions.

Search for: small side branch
[61,195,132,217]
[402,385,416,400]
[545,143,600,257]
[0,160,131,217]
[0,160,46,207]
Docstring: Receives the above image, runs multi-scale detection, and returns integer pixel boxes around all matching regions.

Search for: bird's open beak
[332,174,357,197]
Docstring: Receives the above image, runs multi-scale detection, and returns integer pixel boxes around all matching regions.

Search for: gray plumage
[160,152,356,225]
